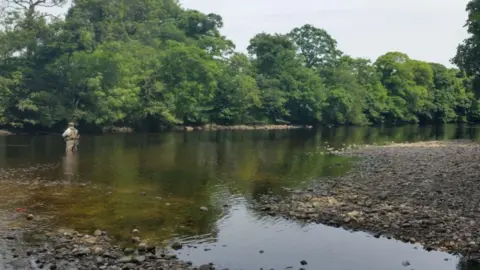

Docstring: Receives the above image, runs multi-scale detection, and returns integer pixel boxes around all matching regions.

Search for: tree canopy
[0,0,478,131]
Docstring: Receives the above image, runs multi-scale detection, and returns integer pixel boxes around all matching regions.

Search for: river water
[0,125,480,270]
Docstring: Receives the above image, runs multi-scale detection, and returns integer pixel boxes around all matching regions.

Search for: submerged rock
[171,242,183,250]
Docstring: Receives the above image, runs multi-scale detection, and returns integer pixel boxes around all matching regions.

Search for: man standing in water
[62,122,80,152]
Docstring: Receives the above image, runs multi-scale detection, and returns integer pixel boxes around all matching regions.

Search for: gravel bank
[2,225,216,270]
[0,211,215,270]
[257,140,480,260]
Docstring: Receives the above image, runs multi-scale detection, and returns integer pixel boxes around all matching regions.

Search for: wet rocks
[256,140,480,261]
[4,227,202,270]
[180,124,312,132]
[92,246,103,255]
[137,242,147,251]
[171,242,183,250]
[74,247,91,256]
[124,247,135,255]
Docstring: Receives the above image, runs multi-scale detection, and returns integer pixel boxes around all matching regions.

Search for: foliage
[0,0,478,130]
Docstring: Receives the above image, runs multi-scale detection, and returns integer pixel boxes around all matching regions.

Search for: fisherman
[62,122,80,152]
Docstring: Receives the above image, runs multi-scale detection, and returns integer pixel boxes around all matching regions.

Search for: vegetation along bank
[2,0,480,132]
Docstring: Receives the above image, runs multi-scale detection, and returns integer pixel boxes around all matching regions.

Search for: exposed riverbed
[1,125,480,269]
[258,140,480,262]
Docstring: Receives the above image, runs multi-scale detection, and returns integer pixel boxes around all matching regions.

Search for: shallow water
[1,125,480,269]
[174,199,476,270]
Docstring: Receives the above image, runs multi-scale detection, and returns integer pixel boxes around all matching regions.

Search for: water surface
[1,125,480,269]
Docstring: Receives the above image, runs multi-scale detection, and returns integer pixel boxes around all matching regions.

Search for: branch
[6,0,66,11]
[11,0,28,9]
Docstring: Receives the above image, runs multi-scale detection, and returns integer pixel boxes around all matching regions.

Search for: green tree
[287,24,342,68]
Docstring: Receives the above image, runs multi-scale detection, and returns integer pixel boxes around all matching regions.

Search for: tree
[0,0,477,130]
[453,0,480,77]
[287,24,342,68]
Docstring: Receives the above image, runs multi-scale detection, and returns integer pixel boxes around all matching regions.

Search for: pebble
[133,255,146,263]
[171,242,183,250]
[117,256,132,263]
[124,248,134,255]
[256,140,480,261]
[92,246,103,255]
[4,227,197,270]
[137,242,147,251]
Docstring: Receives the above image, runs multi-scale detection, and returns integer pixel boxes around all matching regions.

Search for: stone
[95,256,104,265]
[124,248,134,255]
[133,255,146,263]
[138,242,147,251]
[123,263,137,269]
[200,206,209,212]
[92,246,103,255]
[171,242,183,250]
[74,247,90,256]
[347,211,360,218]
[117,256,132,263]
[94,230,102,236]
[131,237,141,243]
[26,214,35,220]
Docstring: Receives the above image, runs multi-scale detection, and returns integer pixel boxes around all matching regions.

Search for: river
[0,124,480,270]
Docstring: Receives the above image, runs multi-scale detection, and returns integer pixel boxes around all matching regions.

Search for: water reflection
[0,125,479,269]
[62,151,78,182]
[175,201,469,270]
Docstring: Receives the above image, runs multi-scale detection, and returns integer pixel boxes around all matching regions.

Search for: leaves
[0,1,477,129]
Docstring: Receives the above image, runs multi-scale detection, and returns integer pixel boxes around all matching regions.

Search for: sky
[44,0,470,67]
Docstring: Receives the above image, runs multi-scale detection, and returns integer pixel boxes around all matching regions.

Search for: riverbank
[180,124,313,132]
[104,124,313,133]
[0,183,210,270]
[0,124,313,135]
[0,130,13,136]
[2,221,210,269]
[257,140,480,260]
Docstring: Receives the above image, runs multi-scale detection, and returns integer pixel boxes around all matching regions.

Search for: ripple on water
[174,201,470,270]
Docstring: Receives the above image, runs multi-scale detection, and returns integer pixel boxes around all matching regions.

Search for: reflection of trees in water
[457,257,480,270]
[11,126,480,247]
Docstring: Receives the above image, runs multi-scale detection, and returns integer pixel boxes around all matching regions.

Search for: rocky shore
[0,130,13,136]
[2,224,216,270]
[181,124,313,132]
[257,140,480,260]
